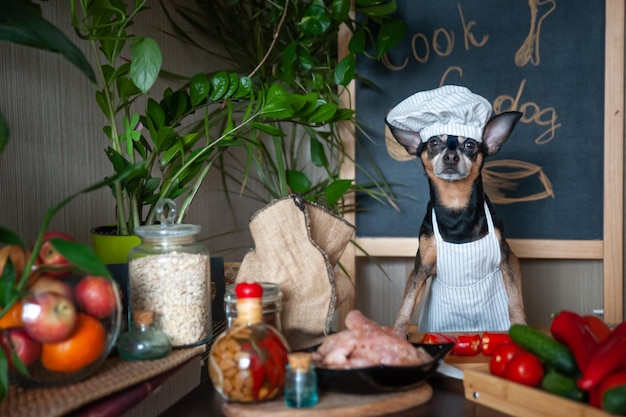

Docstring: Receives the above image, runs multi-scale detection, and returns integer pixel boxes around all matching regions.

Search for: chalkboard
[341,0,624,322]
[355,0,605,240]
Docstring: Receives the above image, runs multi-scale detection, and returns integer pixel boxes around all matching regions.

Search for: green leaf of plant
[308,102,338,123]
[349,27,366,54]
[0,228,24,247]
[281,42,297,82]
[332,0,351,21]
[0,111,8,154]
[0,1,96,83]
[325,179,353,206]
[250,122,286,137]
[376,19,408,58]
[286,170,312,194]
[146,98,166,129]
[334,55,356,86]
[224,72,240,98]
[51,239,112,278]
[210,70,230,101]
[233,76,253,99]
[300,1,332,36]
[129,37,162,94]
[310,137,328,168]
[189,72,210,106]
[356,0,397,16]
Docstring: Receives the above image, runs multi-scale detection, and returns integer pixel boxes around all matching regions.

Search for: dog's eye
[428,138,440,149]
[464,140,477,149]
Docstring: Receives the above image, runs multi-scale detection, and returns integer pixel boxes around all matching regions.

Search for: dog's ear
[482,111,523,155]
[385,119,423,155]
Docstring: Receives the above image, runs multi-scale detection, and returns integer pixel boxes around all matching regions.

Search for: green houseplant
[164,0,407,214]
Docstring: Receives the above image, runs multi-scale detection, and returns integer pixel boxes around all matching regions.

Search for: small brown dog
[385,85,527,334]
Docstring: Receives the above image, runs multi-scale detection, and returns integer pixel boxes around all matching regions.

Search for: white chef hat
[386,85,493,142]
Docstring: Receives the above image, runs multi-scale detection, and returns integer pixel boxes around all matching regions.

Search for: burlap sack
[236,195,355,350]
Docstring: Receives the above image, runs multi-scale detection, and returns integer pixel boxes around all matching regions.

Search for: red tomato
[504,352,544,387]
[489,342,524,377]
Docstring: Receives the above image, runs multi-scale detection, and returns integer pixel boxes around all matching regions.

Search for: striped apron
[418,203,511,332]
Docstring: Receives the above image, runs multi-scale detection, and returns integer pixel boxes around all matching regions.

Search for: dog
[385,85,527,334]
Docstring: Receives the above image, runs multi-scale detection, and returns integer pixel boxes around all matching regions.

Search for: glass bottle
[224,282,283,330]
[128,199,211,347]
[284,352,318,408]
[209,282,289,402]
[118,310,172,361]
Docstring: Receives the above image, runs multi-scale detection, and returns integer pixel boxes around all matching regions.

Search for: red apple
[28,274,73,300]
[37,231,74,276]
[21,292,77,343]
[75,276,118,318]
[0,327,42,368]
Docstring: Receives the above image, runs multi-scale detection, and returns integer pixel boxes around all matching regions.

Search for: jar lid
[224,282,282,303]
[134,199,201,238]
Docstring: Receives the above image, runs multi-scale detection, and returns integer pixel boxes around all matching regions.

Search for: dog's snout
[443,151,460,164]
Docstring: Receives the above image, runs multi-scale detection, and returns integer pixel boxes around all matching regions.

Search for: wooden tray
[463,365,612,417]
[222,383,433,417]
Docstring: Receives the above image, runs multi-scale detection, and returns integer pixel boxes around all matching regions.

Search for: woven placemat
[2,345,205,417]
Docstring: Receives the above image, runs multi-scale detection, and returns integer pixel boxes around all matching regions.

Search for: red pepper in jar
[419,332,456,344]
[550,310,598,373]
[578,321,626,391]
[258,331,289,388]
[452,334,481,356]
[481,332,513,355]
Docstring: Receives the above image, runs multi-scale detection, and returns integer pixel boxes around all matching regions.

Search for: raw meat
[312,310,433,369]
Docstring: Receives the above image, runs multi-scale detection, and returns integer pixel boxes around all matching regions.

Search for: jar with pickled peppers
[208,282,289,402]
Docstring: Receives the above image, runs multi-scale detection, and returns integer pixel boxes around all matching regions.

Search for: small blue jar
[284,353,318,408]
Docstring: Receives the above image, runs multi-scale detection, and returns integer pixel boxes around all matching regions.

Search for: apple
[37,231,74,276]
[28,274,73,300]
[75,276,118,318]
[21,292,77,343]
[0,327,42,368]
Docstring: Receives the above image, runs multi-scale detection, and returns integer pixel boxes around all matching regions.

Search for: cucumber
[603,385,626,415]
[541,369,585,402]
[509,324,578,377]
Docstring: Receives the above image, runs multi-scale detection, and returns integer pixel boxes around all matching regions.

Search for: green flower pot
[90,225,141,264]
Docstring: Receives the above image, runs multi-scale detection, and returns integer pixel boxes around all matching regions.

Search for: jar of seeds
[128,199,211,347]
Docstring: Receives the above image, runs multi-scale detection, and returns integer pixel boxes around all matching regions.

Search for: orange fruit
[0,301,24,329]
[41,313,107,373]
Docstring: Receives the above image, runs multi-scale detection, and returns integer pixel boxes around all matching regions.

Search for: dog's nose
[443,152,459,164]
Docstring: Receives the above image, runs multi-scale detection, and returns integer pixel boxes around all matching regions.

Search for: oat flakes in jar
[128,199,211,347]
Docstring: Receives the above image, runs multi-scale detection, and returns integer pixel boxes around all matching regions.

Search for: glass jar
[209,282,289,403]
[224,282,282,331]
[128,199,211,347]
[117,310,172,361]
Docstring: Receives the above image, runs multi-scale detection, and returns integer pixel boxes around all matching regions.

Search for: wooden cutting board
[222,383,433,417]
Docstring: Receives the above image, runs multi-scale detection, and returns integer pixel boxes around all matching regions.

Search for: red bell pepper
[589,370,626,408]
[583,315,611,342]
[452,334,482,356]
[419,332,456,344]
[578,321,626,391]
[481,331,513,355]
[550,310,598,373]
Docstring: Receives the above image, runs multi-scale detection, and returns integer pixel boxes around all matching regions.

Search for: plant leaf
[377,19,408,58]
[310,137,328,168]
[334,55,356,86]
[286,170,312,194]
[325,179,353,206]
[0,347,8,400]
[129,37,162,94]
[51,239,112,278]
[0,0,96,83]
[189,72,210,106]
[0,228,24,247]
[308,102,338,123]
[210,71,230,101]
